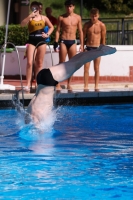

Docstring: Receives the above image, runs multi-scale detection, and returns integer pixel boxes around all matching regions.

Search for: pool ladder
[0,42,25,110]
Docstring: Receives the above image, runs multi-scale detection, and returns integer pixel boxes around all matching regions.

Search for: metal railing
[105,30,133,45]
[82,17,133,45]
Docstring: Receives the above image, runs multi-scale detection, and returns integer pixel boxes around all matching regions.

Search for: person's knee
[94,65,99,73]
[94,68,99,74]
[36,58,43,67]
[27,62,32,69]
[84,66,89,73]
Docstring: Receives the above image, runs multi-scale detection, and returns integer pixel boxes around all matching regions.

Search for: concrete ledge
[0,89,133,107]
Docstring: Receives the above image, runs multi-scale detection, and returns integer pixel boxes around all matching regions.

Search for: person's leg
[94,57,101,91]
[56,43,67,91]
[26,44,36,89]
[34,44,46,78]
[31,50,38,86]
[84,62,91,91]
[67,43,77,90]
[50,45,116,83]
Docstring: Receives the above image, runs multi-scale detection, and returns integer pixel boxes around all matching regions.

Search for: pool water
[0,104,133,199]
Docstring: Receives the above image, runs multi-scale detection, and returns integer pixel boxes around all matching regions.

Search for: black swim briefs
[28,37,46,47]
[60,39,77,49]
[85,46,99,51]
[28,30,46,47]
[37,68,58,86]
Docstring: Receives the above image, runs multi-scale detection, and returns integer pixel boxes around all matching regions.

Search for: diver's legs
[50,45,116,83]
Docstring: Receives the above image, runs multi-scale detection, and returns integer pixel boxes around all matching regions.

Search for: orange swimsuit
[28,17,46,46]
[28,18,45,34]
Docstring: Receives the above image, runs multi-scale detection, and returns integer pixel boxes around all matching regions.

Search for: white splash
[16,106,61,141]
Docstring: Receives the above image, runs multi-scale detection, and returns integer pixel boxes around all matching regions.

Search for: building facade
[0,0,29,26]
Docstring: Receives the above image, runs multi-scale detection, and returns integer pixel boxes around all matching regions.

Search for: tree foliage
[75,0,133,14]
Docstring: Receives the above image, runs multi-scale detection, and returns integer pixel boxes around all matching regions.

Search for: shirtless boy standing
[54,0,83,91]
[83,8,106,91]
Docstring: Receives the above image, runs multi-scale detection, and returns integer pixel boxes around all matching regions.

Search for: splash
[16,106,61,141]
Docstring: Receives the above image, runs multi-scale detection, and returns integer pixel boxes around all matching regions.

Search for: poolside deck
[0,78,133,107]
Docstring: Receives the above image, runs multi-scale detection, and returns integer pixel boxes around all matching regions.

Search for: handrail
[0,42,25,108]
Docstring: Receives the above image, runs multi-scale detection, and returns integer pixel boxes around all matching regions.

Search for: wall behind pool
[0,45,133,81]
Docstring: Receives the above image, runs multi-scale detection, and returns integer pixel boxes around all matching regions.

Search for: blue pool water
[0,104,133,199]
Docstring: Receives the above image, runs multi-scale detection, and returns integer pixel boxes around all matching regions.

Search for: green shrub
[0,24,56,47]
[0,25,29,46]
